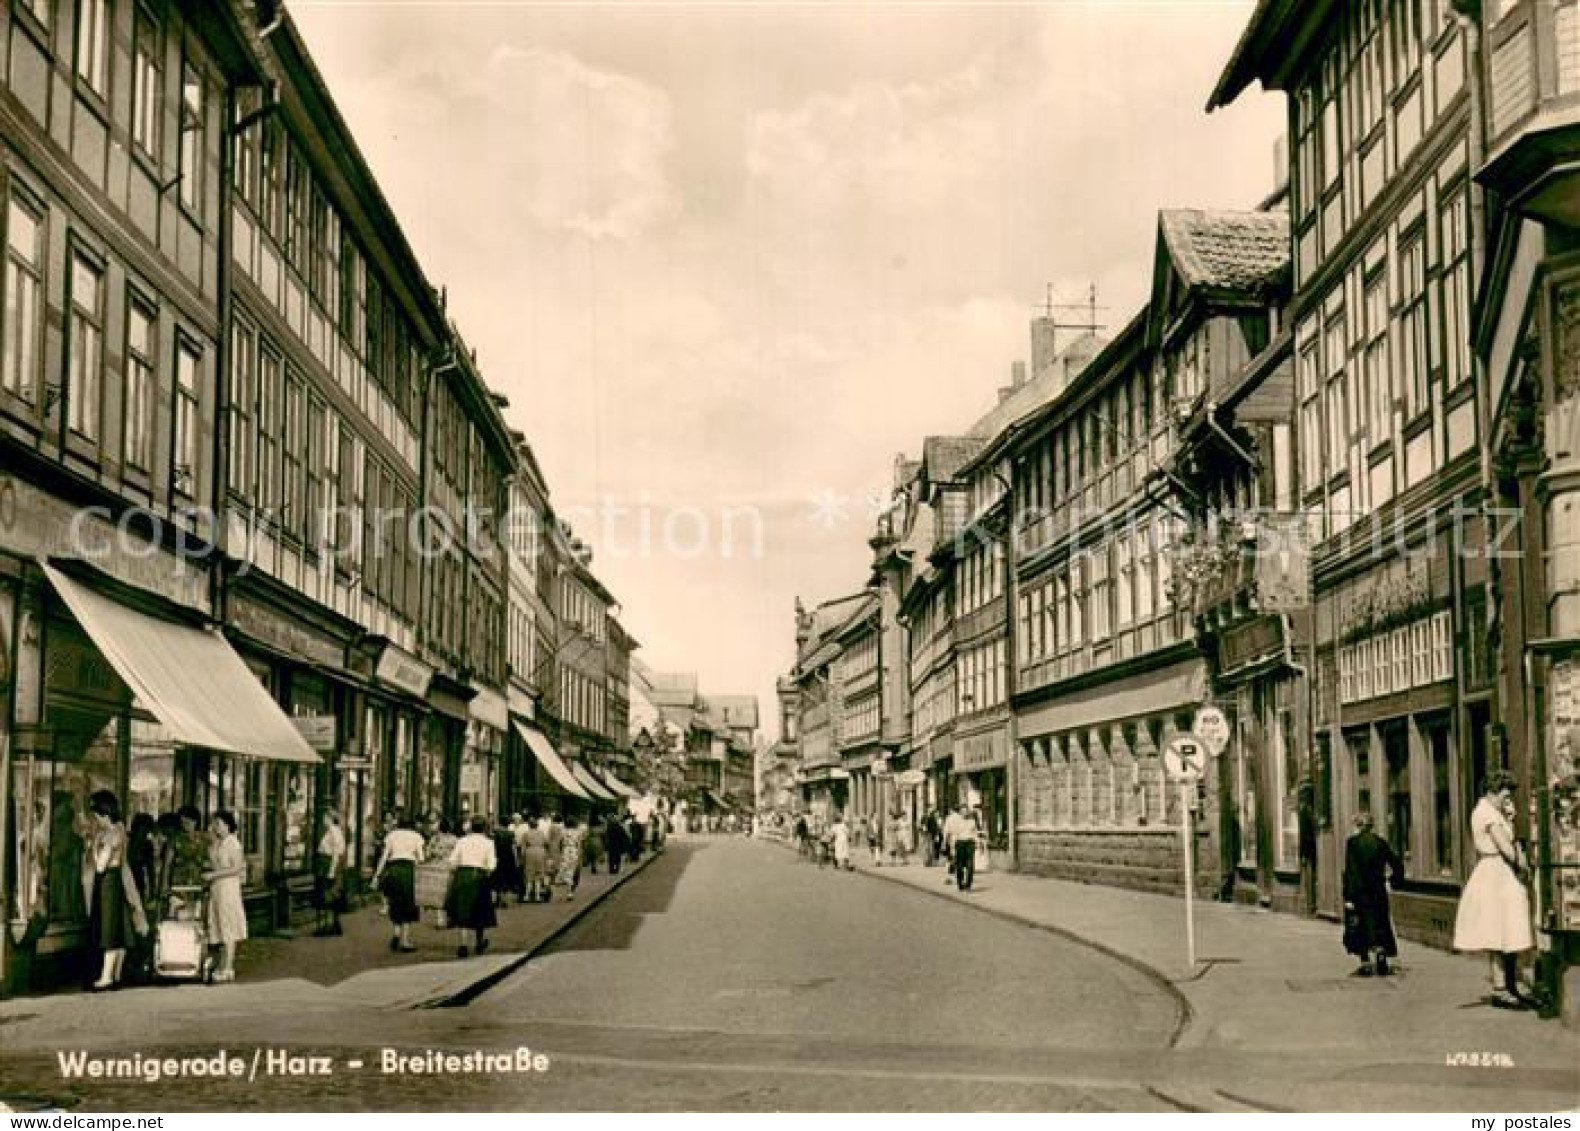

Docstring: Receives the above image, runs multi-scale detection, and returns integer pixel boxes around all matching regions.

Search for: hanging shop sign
[954,730,1008,773]
[469,685,509,731]
[375,642,433,698]
[292,715,337,753]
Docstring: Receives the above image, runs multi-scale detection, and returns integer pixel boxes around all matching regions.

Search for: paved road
[0,839,1181,1111]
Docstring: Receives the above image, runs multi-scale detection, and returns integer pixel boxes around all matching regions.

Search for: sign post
[1163,735,1207,971]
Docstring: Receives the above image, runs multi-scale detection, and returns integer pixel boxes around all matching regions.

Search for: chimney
[1030,315,1059,377]
[996,386,1014,404]
[1011,360,1027,389]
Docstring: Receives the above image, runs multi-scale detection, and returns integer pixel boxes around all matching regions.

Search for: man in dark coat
[604,815,628,876]
[1342,811,1404,976]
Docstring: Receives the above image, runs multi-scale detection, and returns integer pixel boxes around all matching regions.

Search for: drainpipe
[211,83,238,630]
[993,469,1019,869]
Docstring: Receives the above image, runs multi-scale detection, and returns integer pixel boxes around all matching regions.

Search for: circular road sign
[1163,736,1207,782]
[1193,706,1230,757]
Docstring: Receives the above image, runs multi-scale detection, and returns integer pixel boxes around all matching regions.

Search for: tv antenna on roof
[1040,283,1108,335]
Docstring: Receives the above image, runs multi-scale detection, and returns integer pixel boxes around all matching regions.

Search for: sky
[290,0,1283,737]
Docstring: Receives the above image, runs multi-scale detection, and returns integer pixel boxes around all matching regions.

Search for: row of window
[835,631,877,686]
[1338,610,1454,704]
[911,665,953,737]
[956,638,1007,715]
[906,585,949,684]
[560,667,606,735]
[228,318,426,615]
[956,543,1003,615]
[1296,162,1473,540]
[508,606,537,687]
[1016,357,1168,522]
[1291,0,1466,280]
[232,90,422,427]
[1016,517,1182,669]
[837,692,879,744]
[469,580,505,687]
[18,0,208,216]
[561,580,606,642]
[2,189,200,490]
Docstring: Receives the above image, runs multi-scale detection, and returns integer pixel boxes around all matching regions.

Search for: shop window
[1272,707,1298,870]
[1236,715,1257,866]
[128,720,177,818]
[279,764,311,875]
[1382,722,1411,872]
[1424,715,1454,879]
[12,700,123,926]
[236,758,268,876]
[1351,728,1373,823]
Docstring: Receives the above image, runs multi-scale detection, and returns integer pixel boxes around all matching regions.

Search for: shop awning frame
[41,564,319,765]
[511,721,590,799]
[598,769,640,799]
[570,761,617,802]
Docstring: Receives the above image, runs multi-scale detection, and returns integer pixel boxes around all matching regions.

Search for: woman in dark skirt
[81,791,147,990]
[372,813,425,952]
[446,816,498,958]
[492,816,523,907]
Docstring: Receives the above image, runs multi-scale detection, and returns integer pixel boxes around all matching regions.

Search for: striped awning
[511,721,589,799]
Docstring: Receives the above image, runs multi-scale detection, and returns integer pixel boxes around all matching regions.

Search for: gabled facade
[1472,0,1580,977]
[1214,0,1487,947]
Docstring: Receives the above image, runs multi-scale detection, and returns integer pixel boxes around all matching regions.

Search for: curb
[786,843,1194,1049]
[420,846,664,1009]
[1145,1083,1290,1114]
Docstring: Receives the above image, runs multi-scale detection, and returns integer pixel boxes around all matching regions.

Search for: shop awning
[570,761,617,802]
[599,769,639,799]
[41,564,319,764]
[511,721,589,799]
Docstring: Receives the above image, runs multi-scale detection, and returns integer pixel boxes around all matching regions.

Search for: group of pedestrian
[1341,772,1540,1009]
[372,808,652,959]
[852,811,914,867]
[79,792,250,991]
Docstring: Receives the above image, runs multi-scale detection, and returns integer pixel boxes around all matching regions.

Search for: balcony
[1482,0,1580,227]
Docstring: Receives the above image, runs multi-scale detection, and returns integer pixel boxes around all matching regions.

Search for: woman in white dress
[831,813,852,871]
[1452,773,1535,1008]
[205,810,248,983]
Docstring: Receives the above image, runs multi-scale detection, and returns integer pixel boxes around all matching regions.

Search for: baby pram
[152,885,211,982]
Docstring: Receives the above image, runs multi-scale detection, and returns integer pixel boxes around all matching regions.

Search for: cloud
[482,47,677,240]
[289,3,1285,744]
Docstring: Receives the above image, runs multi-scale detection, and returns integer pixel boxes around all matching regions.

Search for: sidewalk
[843,851,1580,1112]
[0,849,660,1051]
